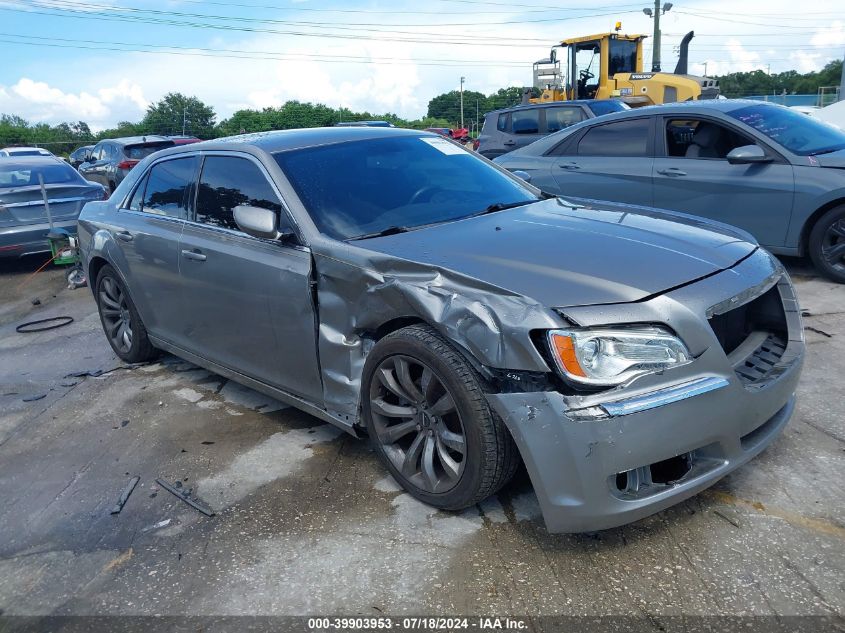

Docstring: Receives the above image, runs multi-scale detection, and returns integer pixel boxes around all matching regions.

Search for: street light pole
[460,76,465,129]
[643,1,672,72]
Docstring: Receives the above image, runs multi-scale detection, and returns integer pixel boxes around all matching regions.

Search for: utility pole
[476,98,479,134]
[460,76,465,129]
[182,106,187,136]
[643,2,672,72]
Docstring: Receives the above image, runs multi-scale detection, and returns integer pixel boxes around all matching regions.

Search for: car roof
[100,135,174,146]
[571,98,783,123]
[0,156,71,168]
[154,126,426,156]
[1,146,51,153]
[487,100,619,115]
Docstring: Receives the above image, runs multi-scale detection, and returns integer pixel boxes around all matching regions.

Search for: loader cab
[533,33,645,102]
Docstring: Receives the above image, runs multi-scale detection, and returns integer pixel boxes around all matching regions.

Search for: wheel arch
[800,197,845,257]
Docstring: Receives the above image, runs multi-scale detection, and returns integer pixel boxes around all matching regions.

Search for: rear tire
[809,205,845,283]
[362,324,519,510]
[95,264,158,363]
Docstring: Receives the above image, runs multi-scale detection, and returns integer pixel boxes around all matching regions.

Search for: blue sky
[0,0,843,130]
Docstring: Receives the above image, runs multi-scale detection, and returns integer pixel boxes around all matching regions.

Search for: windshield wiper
[472,199,536,217]
[348,225,411,241]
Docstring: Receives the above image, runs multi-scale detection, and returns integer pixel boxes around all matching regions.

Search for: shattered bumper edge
[486,354,801,533]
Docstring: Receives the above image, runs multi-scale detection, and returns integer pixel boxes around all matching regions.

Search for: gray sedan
[495,100,845,282]
[77,128,803,533]
[0,157,105,258]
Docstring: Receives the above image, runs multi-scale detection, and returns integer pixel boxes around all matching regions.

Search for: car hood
[813,148,845,169]
[359,198,757,308]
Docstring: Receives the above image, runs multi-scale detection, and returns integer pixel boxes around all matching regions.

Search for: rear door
[177,153,322,401]
[550,116,655,205]
[111,155,198,348]
[652,115,795,248]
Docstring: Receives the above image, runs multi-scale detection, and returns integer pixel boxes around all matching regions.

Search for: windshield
[125,142,174,160]
[274,135,537,240]
[587,100,630,116]
[727,104,845,156]
[0,162,83,188]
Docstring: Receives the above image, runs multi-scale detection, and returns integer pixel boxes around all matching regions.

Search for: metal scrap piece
[110,476,140,515]
[155,478,215,517]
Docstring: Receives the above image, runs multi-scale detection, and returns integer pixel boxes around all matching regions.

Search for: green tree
[142,92,216,138]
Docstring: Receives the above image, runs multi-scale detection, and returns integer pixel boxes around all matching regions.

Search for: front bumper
[487,250,804,533]
[0,220,78,258]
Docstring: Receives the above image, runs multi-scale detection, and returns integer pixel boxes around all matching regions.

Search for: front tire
[809,205,845,283]
[95,264,158,363]
[362,325,519,510]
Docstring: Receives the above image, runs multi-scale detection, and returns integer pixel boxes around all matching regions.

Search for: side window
[141,157,197,219]
[91,144,103,161]
[497,113,509,132]
[196,156,285,233]
[666,118,755,159]
[512,109,540,135]
[578,118,651,157]
[127,173,148,211]
[546,107,586,133]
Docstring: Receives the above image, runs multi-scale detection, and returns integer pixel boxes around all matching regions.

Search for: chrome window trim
[2,195,97,208]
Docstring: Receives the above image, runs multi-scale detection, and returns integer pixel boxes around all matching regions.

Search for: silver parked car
[77,128,803,533]
[0,157,105,258]
[495,100,845,282]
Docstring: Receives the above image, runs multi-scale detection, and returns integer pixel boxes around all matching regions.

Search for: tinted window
[546,107,585,133]
[587,100,630,117]
[512,109,539,134]
[578,118,650,157]
[141,157,197,219]
[196,156,283,232]
[274,136,536,240]
[125,142,175,160]
[726,104,845,156]
[608,39,638,75]
[497,113,509,132]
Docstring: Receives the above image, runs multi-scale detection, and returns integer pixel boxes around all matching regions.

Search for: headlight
[547,326,691,387]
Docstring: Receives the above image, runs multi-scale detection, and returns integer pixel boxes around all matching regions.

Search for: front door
[177,153,322,401]
[652,116,795,248]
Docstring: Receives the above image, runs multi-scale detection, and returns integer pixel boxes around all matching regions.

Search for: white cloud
[0,77,148,129]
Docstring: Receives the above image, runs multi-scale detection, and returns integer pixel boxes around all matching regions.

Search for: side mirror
[511,170,532,183]
[727,145,772,165]
[234,204,294,242]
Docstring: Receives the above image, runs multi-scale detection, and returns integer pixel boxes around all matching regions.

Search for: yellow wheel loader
[530,30,719,107]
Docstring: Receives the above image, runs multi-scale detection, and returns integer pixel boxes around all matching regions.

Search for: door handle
[657,168,687,177]
[558,162,581,170]
[503,140,516,146]
[115,231,133,242]
[181,249,207,262]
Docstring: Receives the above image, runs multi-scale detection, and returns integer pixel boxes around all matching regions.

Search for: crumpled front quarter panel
[312,245,564,417]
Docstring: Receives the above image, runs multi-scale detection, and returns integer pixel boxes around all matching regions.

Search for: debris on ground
[64,362,151,379]
[806,326,833,338]
[713,509,741,528]
[155,478,215,517]
[31,298,41,306]
[141,518,171,532]
[16,315,74,333]
[22,394,47,402]
[110,476,140,515]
